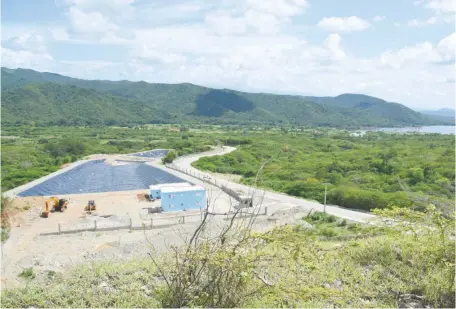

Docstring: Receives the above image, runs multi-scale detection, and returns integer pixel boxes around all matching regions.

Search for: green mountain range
[2,67,453,128]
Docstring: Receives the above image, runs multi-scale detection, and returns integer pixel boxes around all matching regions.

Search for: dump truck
[41,197,68,218]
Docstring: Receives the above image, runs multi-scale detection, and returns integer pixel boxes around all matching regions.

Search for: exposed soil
[204,171,242,183]
[60,163,73,169]
[137,193,152,201]
[1,197,47,228]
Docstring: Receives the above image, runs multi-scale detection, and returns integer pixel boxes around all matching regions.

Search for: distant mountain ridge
[1,67,453,128]
[419,108,455,118]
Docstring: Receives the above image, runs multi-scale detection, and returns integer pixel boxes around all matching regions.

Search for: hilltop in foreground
[2,67,453,128]
[2,209,454,308]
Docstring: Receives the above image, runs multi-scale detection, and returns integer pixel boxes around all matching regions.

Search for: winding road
[172,146,375,223]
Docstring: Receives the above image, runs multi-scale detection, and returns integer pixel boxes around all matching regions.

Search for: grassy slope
[2,213,454,308]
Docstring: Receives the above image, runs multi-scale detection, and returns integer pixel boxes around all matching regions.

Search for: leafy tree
[162,151,177,164]
[407,168,425,185]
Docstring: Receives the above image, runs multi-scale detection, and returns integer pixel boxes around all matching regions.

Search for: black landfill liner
[18,160,186,197]
[128,149,169,158]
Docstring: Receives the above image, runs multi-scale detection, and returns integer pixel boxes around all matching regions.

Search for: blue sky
[2,0,455,109]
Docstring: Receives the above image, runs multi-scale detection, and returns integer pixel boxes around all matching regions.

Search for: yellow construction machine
[85,200,96,212]
[41,197,69,218]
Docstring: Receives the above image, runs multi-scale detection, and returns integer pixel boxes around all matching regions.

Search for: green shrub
[338,219,348,227]
[162,151,177,164]
[319,227,338,237]
[18,267,35,280]
[307,211,337,223]
[327,186,413,211]
[347,223,361,231]
[283,182,328,202]
[1,228,9,243]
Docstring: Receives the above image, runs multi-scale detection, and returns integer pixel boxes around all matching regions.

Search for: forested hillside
[2,67,453,127]
[1,83,173,126]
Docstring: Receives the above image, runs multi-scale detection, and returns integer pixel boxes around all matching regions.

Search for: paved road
[172,146,375,223]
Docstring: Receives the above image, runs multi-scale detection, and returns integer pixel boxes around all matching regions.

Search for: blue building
[149,182,192,199]
[149,185,161,199]
[160,185,207,212]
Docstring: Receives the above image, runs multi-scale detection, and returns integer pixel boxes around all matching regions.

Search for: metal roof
[149,182,192,189]
[161,185,206,193]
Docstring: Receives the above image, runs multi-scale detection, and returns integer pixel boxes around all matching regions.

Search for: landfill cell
[128,149,169,158]
[18,160,186,197]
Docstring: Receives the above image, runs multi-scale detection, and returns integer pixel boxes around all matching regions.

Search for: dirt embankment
[1,197,46,230]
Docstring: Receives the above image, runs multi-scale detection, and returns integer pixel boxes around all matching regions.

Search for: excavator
[41,197,69,218]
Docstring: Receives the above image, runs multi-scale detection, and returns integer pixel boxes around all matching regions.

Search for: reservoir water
[370,126,455,135]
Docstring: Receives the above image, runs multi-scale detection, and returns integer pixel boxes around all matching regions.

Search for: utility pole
[323,183,329,213]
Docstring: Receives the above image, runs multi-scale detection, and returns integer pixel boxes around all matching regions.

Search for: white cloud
[323,33,345,60]
[244,9,283,34]
[203,0,308,36]
[55,0,135,42]
[407,16,437,27]
[379,42,442,69]
[437,32,456,61]
[425,0,456,13]
[317,16,371,33]
[246,0,308,17]
[59,0,135,18]
[3,33,47,53]
[126,28,454,108]
[99,31,133,44]
[133,45,187,64]
[68,7,118,33]
[2,48,54,71]
[372,15,386,22]
[414,0,456,24]
[51,28,70,41]
[204,12,247,35]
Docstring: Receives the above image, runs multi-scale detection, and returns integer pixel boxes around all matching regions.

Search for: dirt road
[171,146,375,223]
